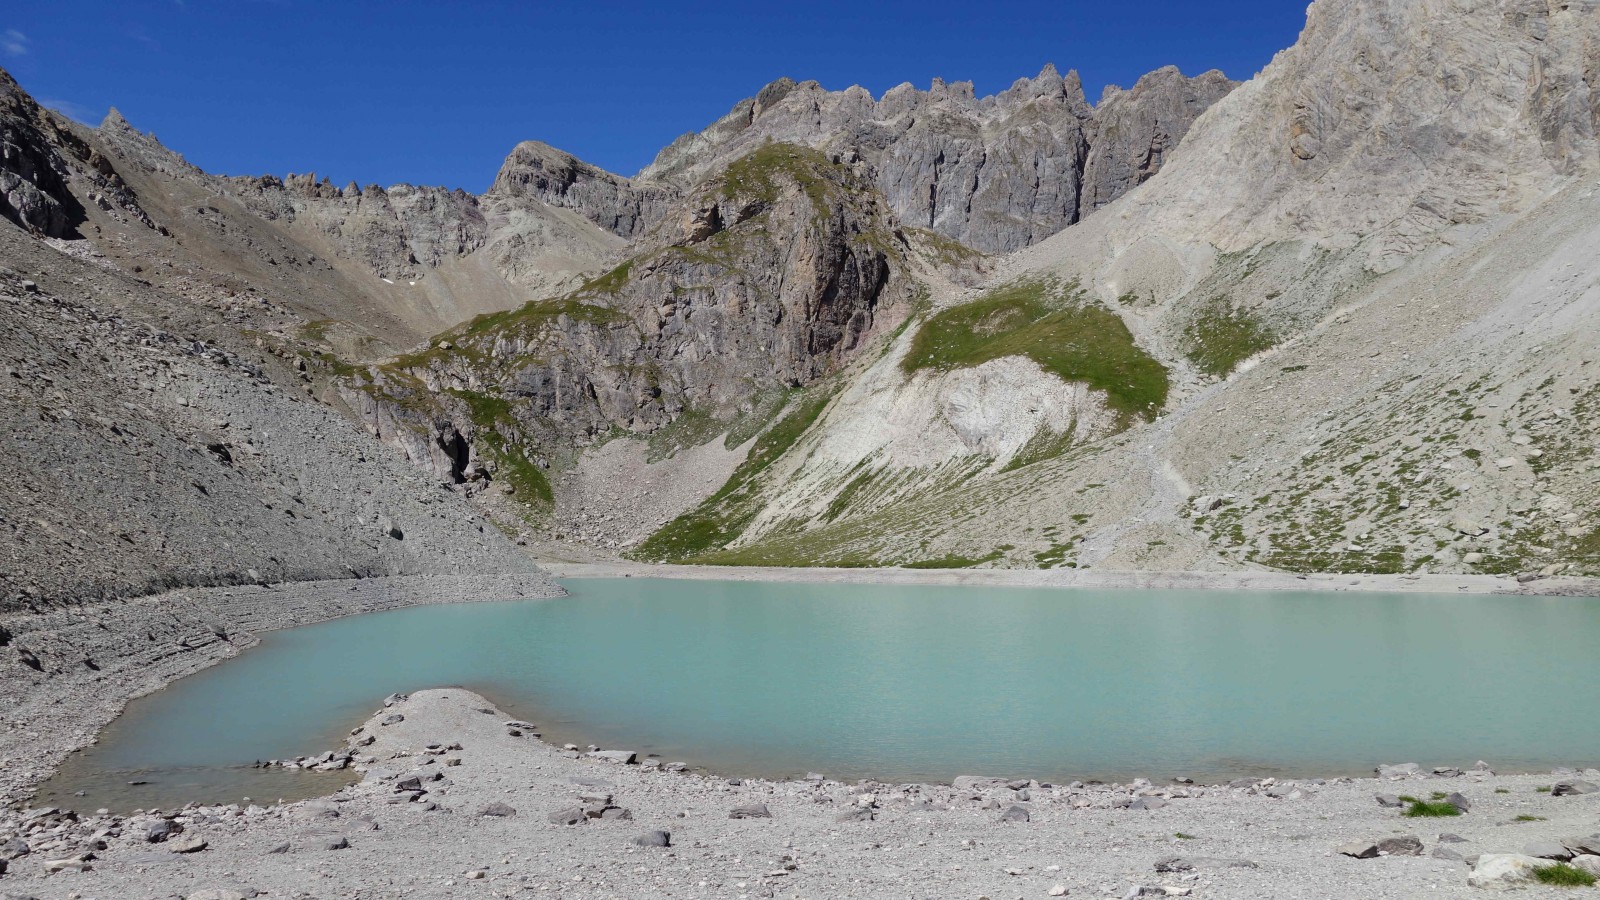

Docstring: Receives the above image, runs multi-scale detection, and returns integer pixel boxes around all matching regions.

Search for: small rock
[1552,779,1598,796]
[1375,794,1402,808]
[322,837,349,851]
[146,819,184,843]
[1445,791,1471,813]
[265,843,289,855]
[1439,833,1467,843]
[380,714,404,726]
[1049,886,1069,897]
[1338,841,1380,859]
[1130,797,1168,810]
[632,830,671,848]
[479,803,516,818]
[588,750,637,764]
[1431,847,1464,861]
[729,803,771,819]
[999,804,1030,823]
[1571,855,1600,876]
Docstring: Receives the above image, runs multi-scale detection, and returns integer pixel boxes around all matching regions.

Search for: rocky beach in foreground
[3,688,1598,899]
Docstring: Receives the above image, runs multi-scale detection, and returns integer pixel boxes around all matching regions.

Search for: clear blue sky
[4,1,1307,191]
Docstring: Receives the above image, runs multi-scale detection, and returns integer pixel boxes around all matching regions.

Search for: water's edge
[0,573,565,808]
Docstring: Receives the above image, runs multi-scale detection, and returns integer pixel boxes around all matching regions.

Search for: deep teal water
[41,578,1600,811]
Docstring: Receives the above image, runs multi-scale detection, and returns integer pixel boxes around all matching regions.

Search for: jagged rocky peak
[485,139,676,239]
[636,62,1232,253]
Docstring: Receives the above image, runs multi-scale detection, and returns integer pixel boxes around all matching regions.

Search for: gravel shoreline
[538,561,1600,597]
[3,688,1597,898]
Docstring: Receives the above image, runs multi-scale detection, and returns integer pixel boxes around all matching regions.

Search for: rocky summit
[4,0,1600,896]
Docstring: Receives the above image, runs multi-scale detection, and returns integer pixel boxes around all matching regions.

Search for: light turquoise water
[40,578,1600,811]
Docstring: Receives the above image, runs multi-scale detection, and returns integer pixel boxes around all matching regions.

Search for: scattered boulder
[1154,857,1259,873]
[999,804,1030,822]
[1439,833,1468,843]
[1571,855,1600,876]
[186,889,257,900]
[952,776,1008,791]
[1445,792,1471,813]
[169,836,208,854]
[1341,835,1423,859]
[1524,840,1574,862]
[1431,846,1465,861]
[145,819,184,843]
[1338,841,1381,859]
[479,803,516,818]
[1551,779,1598,796]
[1467,853,1558,889]
[380,714,404,726]
[1375,763,1421,778]
[729,803,771,819]
[1564,835,1600,857]
[588,750,637,764]
[1377,836,1425,857]
[836,806,874,822]
[1130,797,1169,810]
[321,837,349,851]
[265,843,289,855]
[548,807,586,826]
[1375,794,1403,808]
[632,830,671,848]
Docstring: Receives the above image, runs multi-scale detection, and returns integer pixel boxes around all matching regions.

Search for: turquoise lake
[41,578,1600,811]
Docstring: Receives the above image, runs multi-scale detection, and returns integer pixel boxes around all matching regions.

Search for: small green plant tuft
[1493,788,1510,794]
[1536,786,1552,793]
[1534,863,1596,887]
[1402,800,1461,818]
[1174,832,1196,840]
[1513,814,1547,822]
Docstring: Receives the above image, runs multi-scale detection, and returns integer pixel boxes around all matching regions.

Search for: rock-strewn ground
[4,688,1597,899]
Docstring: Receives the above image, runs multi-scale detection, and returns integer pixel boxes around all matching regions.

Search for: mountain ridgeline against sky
[3,0,1600,597]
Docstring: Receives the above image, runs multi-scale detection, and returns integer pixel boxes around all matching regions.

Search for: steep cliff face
[638,65,1236,253]
[1081,66,1241,214]
[353,143,911,493]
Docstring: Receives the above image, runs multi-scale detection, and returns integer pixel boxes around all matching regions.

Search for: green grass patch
[1514,815,1547,822]
[1174,832,1196,840]
[901,549,1004,569]
[902,277,1168,422]
[1534,863,1596,887]
[1536,786,1552,793]
[719,142,844,224]
[1402,800,1460,818]
[1184,294,1277,378]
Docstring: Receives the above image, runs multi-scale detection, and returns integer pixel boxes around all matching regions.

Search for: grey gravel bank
[4,688,1598,899]
[0,574,564,807]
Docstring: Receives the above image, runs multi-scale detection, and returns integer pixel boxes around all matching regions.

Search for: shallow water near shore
[39,578,1600,811]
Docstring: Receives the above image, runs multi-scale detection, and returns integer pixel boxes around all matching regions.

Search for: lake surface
[41,578,1600,811]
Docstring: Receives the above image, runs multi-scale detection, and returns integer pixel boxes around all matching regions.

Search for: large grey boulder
[1524,841,1574,861]
[1552,779,1598,796]
[1467,853,1558,889]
